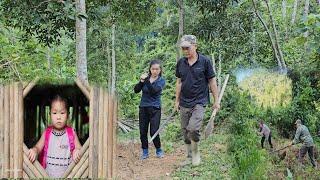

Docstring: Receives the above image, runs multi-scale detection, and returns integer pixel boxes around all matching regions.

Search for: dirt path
[116,141,185,180]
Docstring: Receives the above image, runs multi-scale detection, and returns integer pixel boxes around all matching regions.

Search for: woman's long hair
[148,59,162,77]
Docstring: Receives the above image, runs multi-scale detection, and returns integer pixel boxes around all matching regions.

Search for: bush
[226,88,271,179]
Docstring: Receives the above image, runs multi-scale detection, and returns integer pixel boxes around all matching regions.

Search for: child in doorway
[27,95,82,178]
[134,60,166,159]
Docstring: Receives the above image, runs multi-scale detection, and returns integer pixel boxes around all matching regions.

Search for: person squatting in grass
[134,60,166,159]
[175,35,220,166]
[27,95,82,178]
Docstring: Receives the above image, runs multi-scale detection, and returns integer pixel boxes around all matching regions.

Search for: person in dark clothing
[134,60,166,159]
[291,119,317,168]
[175,35,220,166]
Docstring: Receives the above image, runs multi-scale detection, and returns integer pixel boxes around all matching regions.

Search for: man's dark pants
[299,145,317,167]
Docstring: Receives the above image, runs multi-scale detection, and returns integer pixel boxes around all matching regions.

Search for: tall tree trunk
[176,0,184,61]
[252,0,282,70]
[218,53,222,92]
[251,14,256,64]
[111,24,116,94]
[282,0,288,39]
[107,41,111,89]
[303,0,309,37]
[76,0,88,85]
[291,0,299,24]
[303,0,310,56]
[166,13,172,27]
[265,0,287,72]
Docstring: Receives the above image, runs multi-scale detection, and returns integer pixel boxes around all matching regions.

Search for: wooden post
[3,85,10,178]
[102,92,109,177]
[89,87,99,178]
[0,86,3,177]
[98,88,104,178]
[13,83,23,178]
[107,94,114,178]
[9,85,14,178]
[18,83,23,178]
[112,96,118,177]
[13,83,18,178]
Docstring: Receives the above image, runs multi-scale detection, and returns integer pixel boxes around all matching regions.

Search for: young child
[258,121,273,149]
[134,60,166,159]
[27,95,82,178]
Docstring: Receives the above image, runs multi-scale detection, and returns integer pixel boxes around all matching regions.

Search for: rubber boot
[180,144,192,166]
[191,140,200,166]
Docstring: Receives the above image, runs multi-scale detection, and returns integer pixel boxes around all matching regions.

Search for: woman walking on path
[134,60,166,159]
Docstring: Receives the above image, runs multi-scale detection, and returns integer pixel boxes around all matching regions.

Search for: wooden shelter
[0,79,117,178]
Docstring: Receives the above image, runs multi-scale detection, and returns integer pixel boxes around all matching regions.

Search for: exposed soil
[115,141,184,180]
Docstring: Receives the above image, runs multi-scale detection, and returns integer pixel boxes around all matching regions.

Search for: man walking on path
[258,121,273,149]
[291,119,318,168]
[175,35,220,166]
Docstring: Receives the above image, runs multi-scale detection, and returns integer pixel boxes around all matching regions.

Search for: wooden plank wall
[0,83,23,178]
[88,87,117,179]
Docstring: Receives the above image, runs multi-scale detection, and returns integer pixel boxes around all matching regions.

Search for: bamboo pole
[62,139,89,178]
[23,162,35,178]
[81,167,89,178]
[23,77,39,98]
[102,92,109,178]
[18,83,23,178]
[75,79,90,100]
[93,88,99,178]
[98,88,104,178]
[13,83,21,178]
[0,86,3,177]
[3,85,10,178]
[74,158,89,178]
[23,170,29,179]
[22,144,48,177]
[9,85,14,178]
[89,87,99,178]
[112,96,118,177]
[107,94,114,178]
[22,154,42,177]
[67,152,88,178]
[88,88,94,178]
[22,82,28,90]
